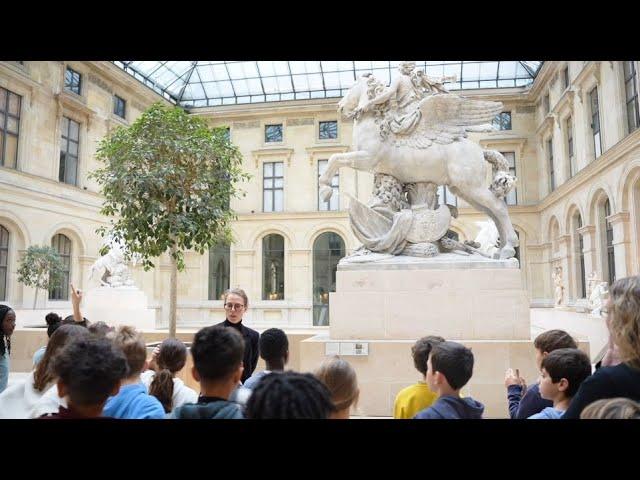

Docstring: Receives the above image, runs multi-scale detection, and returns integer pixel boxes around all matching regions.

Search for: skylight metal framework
[114,61,543,108]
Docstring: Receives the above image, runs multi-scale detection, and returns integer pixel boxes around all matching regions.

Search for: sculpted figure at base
[589,281,609,316]
[321,63,518,260]
[89,235,138,288]
[553,266,565,307]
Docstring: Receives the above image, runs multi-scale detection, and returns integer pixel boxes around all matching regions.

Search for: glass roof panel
[114,61,542,107]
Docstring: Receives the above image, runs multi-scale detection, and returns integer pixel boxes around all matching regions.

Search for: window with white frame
[437,185,457,207]
[64,67,82,95]
[492,112,511,130]
[265,124,282,143]
[263,161,283,212]
[0,87,21,169]
[319,120,338,140]
[500,151,517,205]
[543,94,550,114]
[589,86,602,158]
[113,95,126,119]
[623,61,639,134]
[59,117,80,185]
[566,116,575,177]
[49,234,71,300]
[547,138,555,192]
[562,66,570,90]
[318,159,339,211]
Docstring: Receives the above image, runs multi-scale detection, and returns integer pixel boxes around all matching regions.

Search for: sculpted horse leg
[319,150,376,201]
[456,186,519,259]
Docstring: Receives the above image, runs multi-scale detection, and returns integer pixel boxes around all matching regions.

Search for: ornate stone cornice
[606,211,630,225]
[535,114,555,138]
[577,225,596,236]
[480,137,527,158]
[305,145,350,165]
[250,147,294,168]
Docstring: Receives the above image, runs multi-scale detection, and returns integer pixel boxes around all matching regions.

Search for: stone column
[577,225,597,281]
[527,242,552,306]
[607,211,631,279]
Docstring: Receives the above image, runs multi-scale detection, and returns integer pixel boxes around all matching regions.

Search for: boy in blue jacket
[414,341,484,419]
[103,326,165,419]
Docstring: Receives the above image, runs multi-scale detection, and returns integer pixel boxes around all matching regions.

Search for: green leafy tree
[91,103,248,337]
[17,245,65,309]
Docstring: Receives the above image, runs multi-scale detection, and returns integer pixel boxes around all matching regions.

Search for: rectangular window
[318,159,339,211]
[64,67,82,95]
[547,138,555,191]
[265,124,282,143]
[563,67,570,90]
[0,87,21,169]
[500,152,517,205]
[589,86,602,158]
[319,120,338,139]
[543,94,550,114]
[113,95,126,119]
[566,116,575,177]
[59,117,80,185]
[623,61,639,134]
[492,112,512,131]
[263,161,283,212]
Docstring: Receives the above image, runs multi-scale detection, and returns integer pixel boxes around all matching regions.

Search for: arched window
[50,233,71,300]
[0,225,9,301]
[263,234,284,300]
[208,244,230,300]
[573,213,586,298]
[312,232,345,326]
[602,198,616,285]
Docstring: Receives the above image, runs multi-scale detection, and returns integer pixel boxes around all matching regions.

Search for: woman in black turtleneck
[216,288,259,384]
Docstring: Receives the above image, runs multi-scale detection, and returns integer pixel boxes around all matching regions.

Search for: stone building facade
[1,61,639,329]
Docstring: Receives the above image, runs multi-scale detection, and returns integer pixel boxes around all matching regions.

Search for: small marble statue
[474,220,500,258]
[553,266,565,307]
[89,235,137,288]
[586,271,600,300]
[589,281,609,316]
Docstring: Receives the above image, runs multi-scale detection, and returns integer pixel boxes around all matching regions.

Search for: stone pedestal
[300,254,577,418]
[83,287,156,330]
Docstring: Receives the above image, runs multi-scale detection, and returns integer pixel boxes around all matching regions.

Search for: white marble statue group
[587,271,609,316]
[320,61,518,262]
[89,235,139,288]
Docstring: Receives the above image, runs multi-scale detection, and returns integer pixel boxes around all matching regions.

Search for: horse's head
[337,74,370,119]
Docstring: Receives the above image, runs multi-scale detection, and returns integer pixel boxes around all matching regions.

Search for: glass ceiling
[114,61,543,108]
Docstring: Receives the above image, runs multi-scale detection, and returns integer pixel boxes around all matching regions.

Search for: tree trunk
[33,287,39,310]
[169,245,178,338]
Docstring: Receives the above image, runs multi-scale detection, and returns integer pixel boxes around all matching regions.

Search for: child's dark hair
[45,312,62,338]
[430,341,474,390]
[33,324,91,392]
[62,315,89,328]
[149,338,188,413]
[412,335,445,376]
[53,336,129,406]
[245,371,334,419]
[112,326,147,376]
[88,321,113,338]
[259,328,288,363]
[534,329,577,353]
[191,326,244,382]
[0,305,13,356]
[541,348,591,397]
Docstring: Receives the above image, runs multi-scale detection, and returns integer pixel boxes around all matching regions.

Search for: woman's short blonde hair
[609,276,640,369]
[223,288,249,308]
[580,397,640,419]
[314,355,359,412]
